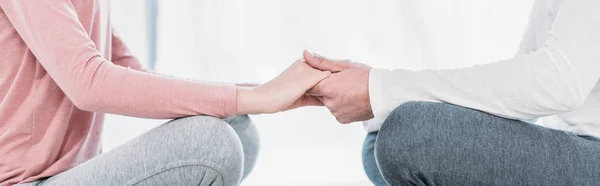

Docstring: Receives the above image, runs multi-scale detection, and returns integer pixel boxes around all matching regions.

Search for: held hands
[302,51,374,124]
[236,59,331,115]
[235,51,374,124]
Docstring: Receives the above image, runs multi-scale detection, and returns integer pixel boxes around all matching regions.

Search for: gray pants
[363,102,600,186]
[18,115,259,186]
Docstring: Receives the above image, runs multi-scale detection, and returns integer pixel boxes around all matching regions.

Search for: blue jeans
[363,102,600,186]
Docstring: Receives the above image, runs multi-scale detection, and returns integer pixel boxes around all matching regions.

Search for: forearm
[235,87,259,115]
[370,50,592,122]
[71,56,237,118]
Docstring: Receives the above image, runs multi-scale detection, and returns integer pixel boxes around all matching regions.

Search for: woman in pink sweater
[0,0,330,185]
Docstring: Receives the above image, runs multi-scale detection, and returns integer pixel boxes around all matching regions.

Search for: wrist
[236,87,260,115]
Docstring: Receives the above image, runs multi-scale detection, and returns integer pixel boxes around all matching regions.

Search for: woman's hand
[236,59,332,114]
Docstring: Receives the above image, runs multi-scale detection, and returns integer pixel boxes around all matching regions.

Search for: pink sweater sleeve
[0,0,237,118]
[111,27,146,71]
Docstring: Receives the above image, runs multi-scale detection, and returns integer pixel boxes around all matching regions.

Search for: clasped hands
[236,50,374,124]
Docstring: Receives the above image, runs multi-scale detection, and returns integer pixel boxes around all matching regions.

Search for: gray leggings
[363,102,600,186]
[17,115,259,186]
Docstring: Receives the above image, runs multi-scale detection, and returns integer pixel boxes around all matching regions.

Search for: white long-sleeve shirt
[366,0,600,138]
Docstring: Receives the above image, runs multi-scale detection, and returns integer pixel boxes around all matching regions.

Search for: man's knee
[161,116,244,185]
[374,102,487,185]
[379,102,448,134]
[379,101,488,135]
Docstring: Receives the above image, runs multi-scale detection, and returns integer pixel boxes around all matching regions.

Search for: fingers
[300,95,325,107]
[306,81,323,96]
[304,68,331,86]
[303,50,345,72]
[305,70,332,96]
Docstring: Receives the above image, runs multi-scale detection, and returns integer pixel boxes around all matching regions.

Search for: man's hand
[303,51,374,124]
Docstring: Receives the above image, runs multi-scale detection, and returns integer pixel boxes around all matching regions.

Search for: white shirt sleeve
[365,0,600,132]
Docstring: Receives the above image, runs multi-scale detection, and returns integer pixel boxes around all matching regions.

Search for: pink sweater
[0,0,237,185]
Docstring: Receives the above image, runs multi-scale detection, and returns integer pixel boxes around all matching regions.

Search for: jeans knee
[375,102,479,185]
[375,102,504,185]
[385,101,446,123]
[378,102,444,138]
[379,101,483,136]
[162,116,244,185]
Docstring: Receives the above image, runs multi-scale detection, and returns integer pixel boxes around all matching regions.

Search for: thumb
[303,50,344,72]
[304,70,331,88]
[297,69,331,96]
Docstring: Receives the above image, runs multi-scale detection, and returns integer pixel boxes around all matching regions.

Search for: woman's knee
[224,115,260,179]
[158,116,244,185]
[225,115,260,159]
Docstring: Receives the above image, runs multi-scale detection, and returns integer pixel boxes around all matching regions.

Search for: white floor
[103,108,373,186]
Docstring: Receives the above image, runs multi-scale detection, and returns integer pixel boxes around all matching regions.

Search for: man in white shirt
[304,0,600,185]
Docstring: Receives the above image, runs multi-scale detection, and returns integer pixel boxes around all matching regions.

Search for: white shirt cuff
[363,68,389,132]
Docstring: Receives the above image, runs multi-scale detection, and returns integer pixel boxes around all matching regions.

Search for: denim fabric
[363,132,389,186]
[364,102,600,186]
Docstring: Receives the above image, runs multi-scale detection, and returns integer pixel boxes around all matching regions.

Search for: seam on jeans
[130,165,224,186]
[409,170,494,185]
